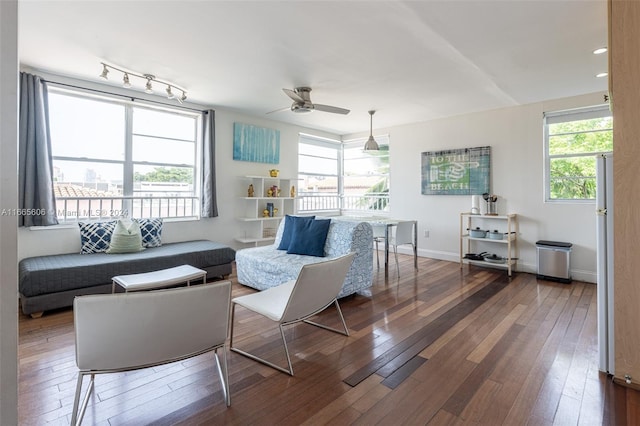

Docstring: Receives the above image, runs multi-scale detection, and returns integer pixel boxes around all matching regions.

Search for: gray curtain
[18,72,58,226]
[201,109,218,217]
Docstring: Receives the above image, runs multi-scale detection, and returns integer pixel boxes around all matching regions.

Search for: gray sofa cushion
[19,240,236,298]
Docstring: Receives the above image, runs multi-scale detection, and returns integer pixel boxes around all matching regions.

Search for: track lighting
[98,62,187,104]
[364,110,379,151]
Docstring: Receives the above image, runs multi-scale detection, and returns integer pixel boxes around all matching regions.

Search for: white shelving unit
[459,212,518,276]
[236,176,296,245]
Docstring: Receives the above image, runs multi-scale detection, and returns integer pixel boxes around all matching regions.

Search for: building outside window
[48,87,200,221]
[544,105,612,202]
[297,133,390,213]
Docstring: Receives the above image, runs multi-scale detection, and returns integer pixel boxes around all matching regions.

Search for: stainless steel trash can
[536,240,572,283]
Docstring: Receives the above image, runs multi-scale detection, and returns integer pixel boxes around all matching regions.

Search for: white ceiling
[18,0,608,135]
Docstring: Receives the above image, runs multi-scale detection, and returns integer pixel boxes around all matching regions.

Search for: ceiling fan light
[291,103,313,114]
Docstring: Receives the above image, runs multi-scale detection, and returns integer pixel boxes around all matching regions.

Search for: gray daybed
[19,240,236,317]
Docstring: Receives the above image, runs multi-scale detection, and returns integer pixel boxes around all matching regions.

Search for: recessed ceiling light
[593,47,608,55]
[596,72,608,78]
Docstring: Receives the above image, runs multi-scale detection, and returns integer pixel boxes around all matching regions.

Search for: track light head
[144,75,154,94]
[179,91,187,104]
[166,86,175,99]
[122,73,131,88]
[99,64,109,80]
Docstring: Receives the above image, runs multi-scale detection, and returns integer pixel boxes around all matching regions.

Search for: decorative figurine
[248,184,254,197]
[262,208,270,217]
[273,207,279,216]
[271,185,279,197]
[269,169,279,177]
[290,185,296,198]
[266,203,274,217]
[267,188,273,197]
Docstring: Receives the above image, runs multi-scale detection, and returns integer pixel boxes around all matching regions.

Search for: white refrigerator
[596,153,614,374]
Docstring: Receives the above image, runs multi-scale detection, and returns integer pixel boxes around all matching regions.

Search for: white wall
[345,92,605,282]
[0,1,19,424]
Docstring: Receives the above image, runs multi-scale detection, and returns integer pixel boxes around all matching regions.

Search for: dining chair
[71,281,232,425]
[389,221,416,277]
[229,252,355,376]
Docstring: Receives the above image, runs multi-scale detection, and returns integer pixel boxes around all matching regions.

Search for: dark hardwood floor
[18,255,640,425]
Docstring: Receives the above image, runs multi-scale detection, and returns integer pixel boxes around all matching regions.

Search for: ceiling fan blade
[313,104,350,115]
[266,106,290,115]
[282,88,305,103]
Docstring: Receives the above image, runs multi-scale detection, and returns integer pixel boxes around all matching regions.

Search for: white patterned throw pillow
[78,221,117,254]
[137,218,163,248]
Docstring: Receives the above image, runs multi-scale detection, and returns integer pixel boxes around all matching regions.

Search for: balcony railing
[55,196,200,222]
[297,193,389,213]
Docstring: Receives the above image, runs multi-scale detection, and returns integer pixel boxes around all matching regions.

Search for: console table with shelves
[236,176,296,245]
[459,212,518,276]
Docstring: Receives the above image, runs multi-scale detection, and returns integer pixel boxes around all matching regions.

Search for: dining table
[336,216,418,278]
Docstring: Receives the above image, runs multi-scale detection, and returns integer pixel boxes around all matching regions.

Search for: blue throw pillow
[137,218,163,248]
[78,221,117,254]
[287,218,331,257]
[277,215,315,250]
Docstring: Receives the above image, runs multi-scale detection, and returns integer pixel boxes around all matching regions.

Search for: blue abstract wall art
[233,122,280,164]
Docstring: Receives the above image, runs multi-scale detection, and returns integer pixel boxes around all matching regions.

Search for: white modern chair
[229,253,355,376]
[389,221,416,277]
[71,281,232,425]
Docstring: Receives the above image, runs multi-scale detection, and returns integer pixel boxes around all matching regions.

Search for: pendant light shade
[364,110,379,151]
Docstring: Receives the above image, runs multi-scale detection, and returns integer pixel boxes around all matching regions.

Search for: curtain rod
[44,80,207,114]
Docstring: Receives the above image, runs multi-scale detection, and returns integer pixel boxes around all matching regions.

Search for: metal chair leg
[394,244,399,277]
[214,347,231,406]
[71,372,94,426]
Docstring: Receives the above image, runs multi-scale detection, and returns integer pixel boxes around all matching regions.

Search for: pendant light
[364,110,379,151]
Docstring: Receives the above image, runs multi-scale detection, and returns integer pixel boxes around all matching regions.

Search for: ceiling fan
[268,87,350,115]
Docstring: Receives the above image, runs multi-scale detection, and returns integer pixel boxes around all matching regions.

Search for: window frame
[543,104,612,203]
[47,85,202,222]
[297,133,342,214]
[341,135,390,214]
[297,133,390,214]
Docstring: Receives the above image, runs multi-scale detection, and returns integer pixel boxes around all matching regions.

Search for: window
[297,134,341,212]
[342,136,390,212]
[297,133,390,213]
[544,105,612,201]
[48,87,200,221]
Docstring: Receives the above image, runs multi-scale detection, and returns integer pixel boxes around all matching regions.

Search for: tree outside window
[545,106,612,201]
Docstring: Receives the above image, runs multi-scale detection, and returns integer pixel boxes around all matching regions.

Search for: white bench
[112,264,207,293]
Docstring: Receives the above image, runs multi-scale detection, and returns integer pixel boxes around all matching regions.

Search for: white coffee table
[112,264,207,293]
